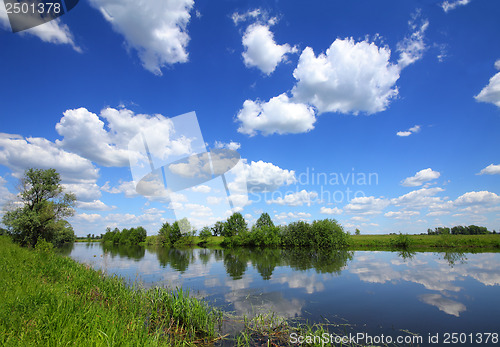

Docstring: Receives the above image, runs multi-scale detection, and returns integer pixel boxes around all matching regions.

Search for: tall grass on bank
[0,236,222,346]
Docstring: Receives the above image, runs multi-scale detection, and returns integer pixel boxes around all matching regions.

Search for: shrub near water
[281,219,350,249]
[390,233,413,249]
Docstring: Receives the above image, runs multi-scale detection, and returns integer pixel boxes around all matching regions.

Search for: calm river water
[62,243,500,346]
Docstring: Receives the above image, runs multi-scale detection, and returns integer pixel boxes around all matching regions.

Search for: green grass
[350,234,500,250]
[0,236,222,346]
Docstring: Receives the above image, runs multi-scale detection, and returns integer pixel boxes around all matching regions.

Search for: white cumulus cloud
[397,125,421,137]
[475,60,500,108]
[88,0,194,75]
[0,133,98,184]
[344,196,390,215]
[454,191,500,206]
[76,200,116,211]
[401,168,440,187]
[292,39,400,115]
[236,93,316,136]
[477,164,500,175]
[384,210,420,220]
[320,206,342,215]
[56,107,193,167]
[392,187,445,210]
[241,23,297,75]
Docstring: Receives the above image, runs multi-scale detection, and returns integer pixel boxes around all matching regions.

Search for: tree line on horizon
[426,225,497,235]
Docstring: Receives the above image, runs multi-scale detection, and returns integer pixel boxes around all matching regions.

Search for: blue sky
[1,0,500,236]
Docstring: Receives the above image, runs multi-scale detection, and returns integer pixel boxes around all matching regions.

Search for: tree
[212,221,225,236]
[129,226,147,244]
[254,212,274,229]
[355,228,361,235]
[2,168,76,247]
[159,221,182,246]
[224,212,248,238]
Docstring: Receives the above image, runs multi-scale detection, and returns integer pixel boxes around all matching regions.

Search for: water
[61,243,500,345]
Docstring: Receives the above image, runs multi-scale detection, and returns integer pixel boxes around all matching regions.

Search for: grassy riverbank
[349,234,500,250]
[0,236,222,346]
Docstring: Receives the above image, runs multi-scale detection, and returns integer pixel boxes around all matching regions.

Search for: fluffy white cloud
[292,39,400,115]
[241,24,297,75]
[240,160,296,193]
[426,190,500,217]
[88,0,194,75]
[397,13,428,69]
[236,12,427,136]
[384,210,420,220]
[75,213,103,223]
[0,133,99,184]
[454,191,500,206]
[401,168,440,187]
[392,187,445,210]
[236,93,316,136]
[63,182,102,202]
[475,60,500,108]
[103,180,139,198]
[477,164,500,175]
[441,0,471,12]
[397,125,421,137]
[344,196,390,215]
[320,206,342,215]
[56,107,193,167]
[267,190,318,207]
[76,200,116,211]
[56,108,130,167]
[0,6,80,51]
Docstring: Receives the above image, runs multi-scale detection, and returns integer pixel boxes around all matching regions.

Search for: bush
[310,219,350,249]
[390,233,413,249]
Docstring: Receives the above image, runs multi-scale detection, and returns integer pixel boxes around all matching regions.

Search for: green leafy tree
[355,228,361,235]
[212,221,225,236]
[129,226,147,244]
[224,212,248,238]
[254,212,274,229]
[2,168,76,247]
[169,222,182,245]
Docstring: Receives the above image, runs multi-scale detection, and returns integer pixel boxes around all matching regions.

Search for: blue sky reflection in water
[64,243,500,343]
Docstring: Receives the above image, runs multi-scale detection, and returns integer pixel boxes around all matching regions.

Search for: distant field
[350,234,500,250]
